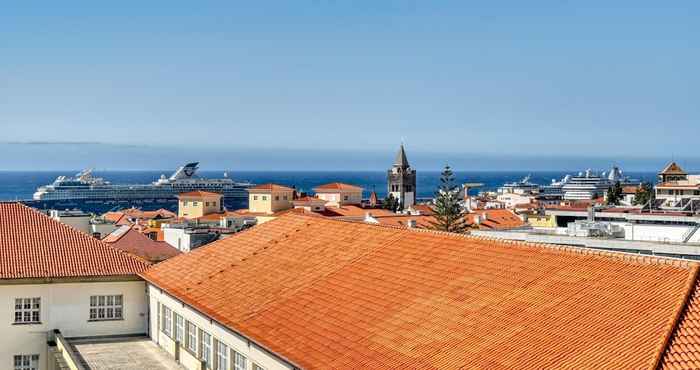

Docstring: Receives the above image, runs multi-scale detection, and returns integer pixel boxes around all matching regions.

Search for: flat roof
[68,336,183,370]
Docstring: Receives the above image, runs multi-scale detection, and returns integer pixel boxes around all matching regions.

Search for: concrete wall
[148,284,294,370]
[0,280,148,370]
[317,190,362,207]
[622,223,695,243]
[179,196,222,219]
[52,216,91,235]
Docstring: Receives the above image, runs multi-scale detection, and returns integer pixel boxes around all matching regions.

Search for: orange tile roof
[372,214,436,228]
[248,183,295,192]
[313,182,363,191]
[662,283,700,370]
[141,213,698,370]
[178,190,223,198]
[0,202,149,279]
[103,226,181,263]
[466,209,527,230]
[661,162,688,175]
[316,205,395,218]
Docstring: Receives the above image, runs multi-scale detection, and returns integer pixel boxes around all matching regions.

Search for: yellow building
[247,183,295,214]
[314,182,363,207]
[177,191,224,219]
[526,213,557,228]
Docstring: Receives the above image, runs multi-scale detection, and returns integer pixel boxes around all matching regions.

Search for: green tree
[429,165,469,233]
[606,181,623,205]
[383,194,399,212]
[633,182,654,206]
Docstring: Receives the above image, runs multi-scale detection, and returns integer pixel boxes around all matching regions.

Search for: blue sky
[1,1,698,169]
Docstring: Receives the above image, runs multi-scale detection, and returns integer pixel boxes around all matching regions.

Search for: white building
[0,203,150,370]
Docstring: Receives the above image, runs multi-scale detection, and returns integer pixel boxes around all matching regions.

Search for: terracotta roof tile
[313,182,363,191]
[103,226,181,263]
[142,213,697,370]
[248,183,295,192]
[0,202,149,279]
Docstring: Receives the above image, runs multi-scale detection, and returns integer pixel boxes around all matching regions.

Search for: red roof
[313,182,363,191]
[248,183,295,192]
[660,162,688,175]
[178,191,223,198]
[142,213,698,370]
[103,226,181,263]
[0,203,149,279]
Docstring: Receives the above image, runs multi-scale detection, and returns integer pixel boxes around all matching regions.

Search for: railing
[49,329,86,370]
[683,224,700,243]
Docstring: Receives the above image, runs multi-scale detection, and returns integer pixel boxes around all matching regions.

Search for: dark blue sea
[0,170,658,201]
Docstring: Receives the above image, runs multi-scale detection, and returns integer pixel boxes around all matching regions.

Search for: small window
[205,202,210,206]
[186,321,198,354]
[252,364,265,370]
[174,313,185,344]
[14,297,40,324]
[212,201,217,206]
[183,201,189,206]
[193,201,199,206]
[275,196,280,201]
[253,196,258,200]
[13,354,39,370]
[200,331,212,367]
[233,351,247,370]
[283,195,288,200]
[344,195,349,201]
[262,196,267,201]
[90,295,123,321]
[162,306,173,337]
[215,341,228,370]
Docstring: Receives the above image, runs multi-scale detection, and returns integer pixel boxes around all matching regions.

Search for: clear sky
[1,1,698,169]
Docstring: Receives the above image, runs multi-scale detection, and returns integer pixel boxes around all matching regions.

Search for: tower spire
[394,144,410,168]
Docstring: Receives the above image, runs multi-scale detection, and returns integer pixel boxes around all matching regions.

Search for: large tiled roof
[661,162,688,175]
[0,203,149,279]
[662,283,700,370]
[142,213,699,370]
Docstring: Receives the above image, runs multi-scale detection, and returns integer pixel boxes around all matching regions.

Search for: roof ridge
[16,203,151,267]
[278,213,697,269]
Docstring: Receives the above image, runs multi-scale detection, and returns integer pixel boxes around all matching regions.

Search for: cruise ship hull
[21,195,248,214]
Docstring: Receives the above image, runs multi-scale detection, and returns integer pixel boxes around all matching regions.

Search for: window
[253,196,258,200]
[184,201,189,206]
[274,196,279,201]
[205,202,210,206]
[283,195,288,200]
[186,321,198,353]
[13,354,39,370]
[233,351,247,370]
[14,298,40,324]
[262,196,267,201]
[193,201,199,206]
[212,201,217,206]
[252,364,265,370]
[200,331,212,367]
[343,195,349,201]
[215,340,228,370]
[162,306,172,337]
[89,295,123,320]
[174,313,185,344]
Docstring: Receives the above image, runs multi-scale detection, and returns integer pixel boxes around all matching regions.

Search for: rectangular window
[186,321,198,353]
[13,354,39,370]
[262,196,267,201]
[253,196,258,200]
[174,313,185,344]
[200,331,212,368]
[89,295,123,320]
[343,195,349,201]
[193,201,199,206]
[162,306,172,337]
[14,298,40,324]
[283,195,288,200]
[215,341,228,370]
[184,201,189,206]
[233,351,247,370]
[252,364,265,370]
[205,202,210,206]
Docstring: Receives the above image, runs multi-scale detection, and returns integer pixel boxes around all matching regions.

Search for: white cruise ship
[30,162,253,213]
[561,167,627,200]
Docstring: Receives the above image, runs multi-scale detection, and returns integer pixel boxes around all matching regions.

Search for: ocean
[0,170,658,201]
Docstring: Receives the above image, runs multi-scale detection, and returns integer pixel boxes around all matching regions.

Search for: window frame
[233,350,247,370]
[162,306,173,337]
[186,321,198,354]
[13,354,39,370]
[14,297,41,324]
[200,330,212,368]
[174,313,185,344]
[215,340,228,370]
[89,294,123,321]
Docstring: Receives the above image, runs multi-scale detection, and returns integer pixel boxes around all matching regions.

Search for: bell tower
[387,144,417,209]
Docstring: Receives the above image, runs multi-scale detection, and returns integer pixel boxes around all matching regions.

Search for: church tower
[387,144,417,209]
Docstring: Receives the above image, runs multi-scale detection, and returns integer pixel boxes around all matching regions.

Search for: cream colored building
[0,203,149,370]
[313,182,363,207]
[247,184,294,214]
[178,191,224,219]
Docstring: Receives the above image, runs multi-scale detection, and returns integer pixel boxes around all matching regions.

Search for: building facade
[387,144,416,208]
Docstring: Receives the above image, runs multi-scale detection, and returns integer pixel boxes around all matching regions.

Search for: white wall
[147,283,293,370]
[0,280,148,370]
[164,227,191,252]
[52,216,91,235]
[623,223,692,243]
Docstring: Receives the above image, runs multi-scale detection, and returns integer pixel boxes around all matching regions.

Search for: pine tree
[383,194,399,212]
[633,182,654,206]
[606,181,623,205]
[429,165,469,233]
